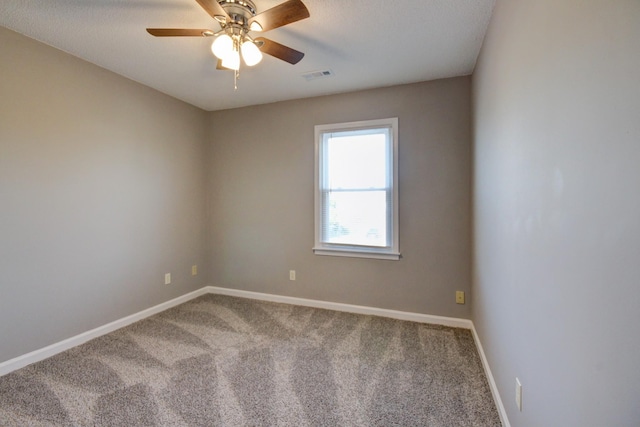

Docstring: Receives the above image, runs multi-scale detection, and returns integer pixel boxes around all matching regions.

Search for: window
[314,118,399,260]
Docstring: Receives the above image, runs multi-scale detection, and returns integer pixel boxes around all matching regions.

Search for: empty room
[1,0,638,426]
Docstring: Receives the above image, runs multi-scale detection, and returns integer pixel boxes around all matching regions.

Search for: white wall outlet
[515,377,522,411]
[289,270,296,281]
[164,273,171,285]
[455,291,465,304]
[191,265,197,276]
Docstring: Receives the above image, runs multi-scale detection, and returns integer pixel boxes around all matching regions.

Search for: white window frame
[313,117,400,260]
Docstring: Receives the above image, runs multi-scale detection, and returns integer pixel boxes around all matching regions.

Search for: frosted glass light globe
[211,34,233,59]
[221,49,240,70]
[241,40,263,66]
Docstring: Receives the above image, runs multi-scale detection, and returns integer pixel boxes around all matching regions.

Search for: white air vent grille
[301,69,334,81]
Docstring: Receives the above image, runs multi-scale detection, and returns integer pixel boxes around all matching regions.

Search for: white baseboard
[0,285,508,427]
[0,288,209,377]
[205,286,473,329]
[471,323,511,427]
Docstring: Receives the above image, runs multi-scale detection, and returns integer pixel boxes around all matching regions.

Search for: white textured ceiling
[0,0,495,111]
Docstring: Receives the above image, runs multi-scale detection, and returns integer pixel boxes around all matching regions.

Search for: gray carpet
[0,294,501,426]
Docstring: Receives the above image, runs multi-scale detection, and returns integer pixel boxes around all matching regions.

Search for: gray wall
[1,26,473,365]
[472,0,640,425]
[0,27,209,364]
[207,78,472,318]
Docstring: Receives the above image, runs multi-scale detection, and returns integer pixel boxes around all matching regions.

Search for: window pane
[314,117,398,260]
[323,190,388,247]
[326,131,387,189]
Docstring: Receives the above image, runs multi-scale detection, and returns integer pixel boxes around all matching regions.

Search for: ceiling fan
[147,0,310,87]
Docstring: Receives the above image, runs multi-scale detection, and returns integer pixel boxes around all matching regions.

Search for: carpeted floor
[0,294,501,426]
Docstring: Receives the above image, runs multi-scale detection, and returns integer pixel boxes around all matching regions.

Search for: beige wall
[0,27,209,363]
[472,0,640,425]
[207,78,472,318]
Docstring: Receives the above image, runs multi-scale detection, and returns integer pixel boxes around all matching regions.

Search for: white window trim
[313,117,400,260]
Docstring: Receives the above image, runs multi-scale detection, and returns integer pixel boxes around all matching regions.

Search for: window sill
[313,247,401,261]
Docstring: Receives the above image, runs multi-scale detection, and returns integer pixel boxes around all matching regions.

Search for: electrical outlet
[515,377,522,411]
[164,273,171,285]
[191,265,198,276]
[455,291,465,304]
[289,270,296,281]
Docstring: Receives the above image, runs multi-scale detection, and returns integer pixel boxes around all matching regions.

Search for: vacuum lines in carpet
[0,294,501,426]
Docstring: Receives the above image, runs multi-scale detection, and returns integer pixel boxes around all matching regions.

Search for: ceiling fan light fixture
[211,34,233,59]
[241,40,263,66]
[222,49,241,70]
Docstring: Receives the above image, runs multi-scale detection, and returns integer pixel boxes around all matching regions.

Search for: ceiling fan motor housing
[218,0,257,25]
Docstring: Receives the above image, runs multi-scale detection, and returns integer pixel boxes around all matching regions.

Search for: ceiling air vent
[301,69,334,81]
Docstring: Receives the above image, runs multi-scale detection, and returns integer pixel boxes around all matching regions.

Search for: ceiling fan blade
[147,28,215,37]
[249,0,310,32]
[195,0,230,23]
[255,37,304,64]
